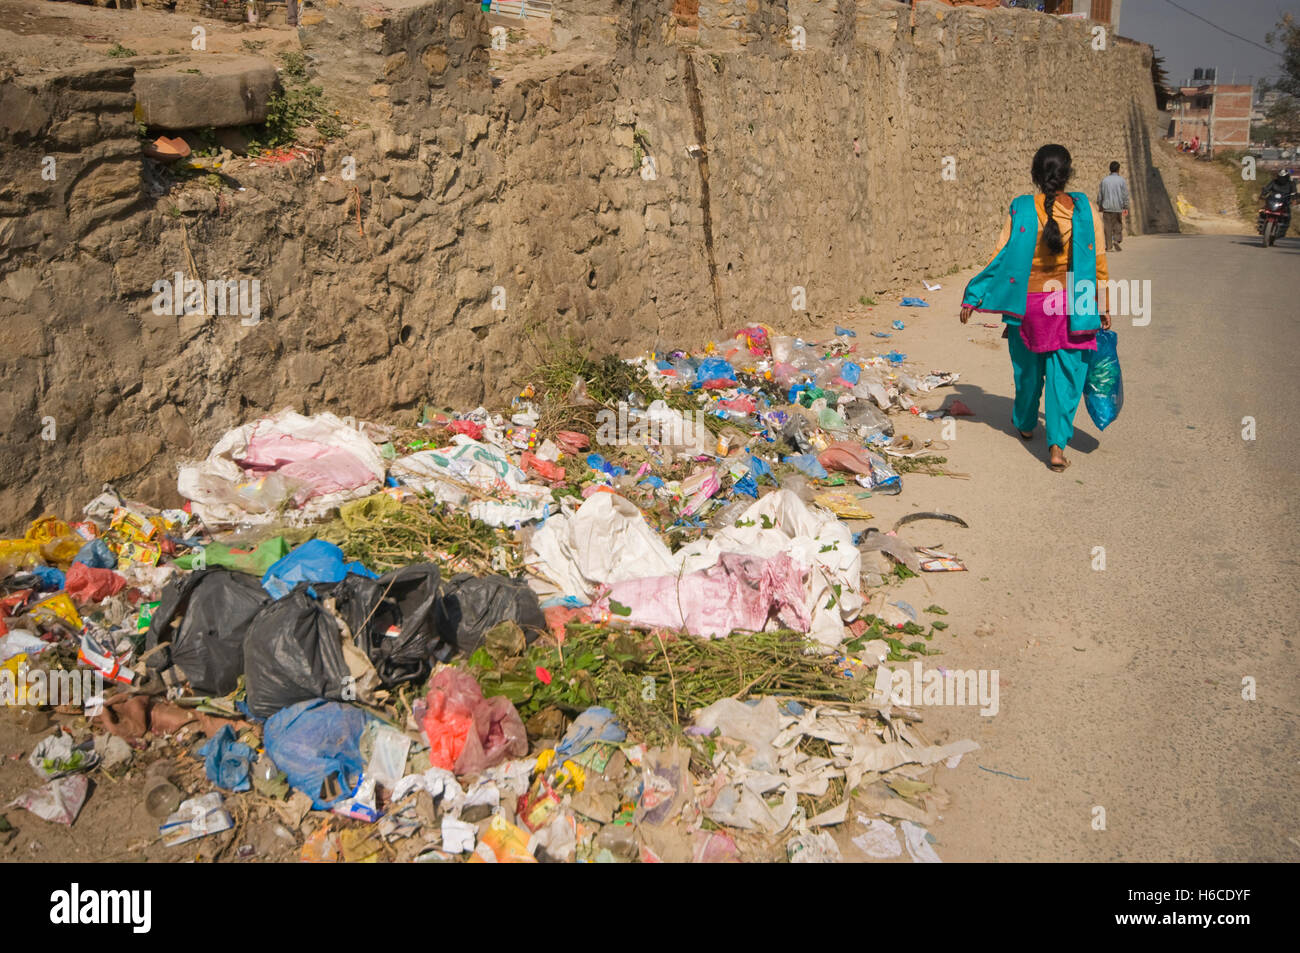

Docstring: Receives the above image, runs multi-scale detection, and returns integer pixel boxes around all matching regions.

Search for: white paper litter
[441,816,477,853]
[852,815,903,858]
[900,819,943,863]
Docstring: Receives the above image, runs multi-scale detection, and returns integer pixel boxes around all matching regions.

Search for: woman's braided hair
[1030,144,1073,256]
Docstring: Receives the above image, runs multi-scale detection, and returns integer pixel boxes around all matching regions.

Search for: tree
[1151,51,1171,110]
[1265,13,1300,99]
[1258,97,1300,146]
[1257,16,1300,145]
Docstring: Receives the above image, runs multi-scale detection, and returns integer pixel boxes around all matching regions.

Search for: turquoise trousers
[1007,326,1089,449]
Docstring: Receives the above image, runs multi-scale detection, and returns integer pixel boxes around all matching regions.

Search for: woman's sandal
[1048,455,1070,472]
[1019,430,1034,440]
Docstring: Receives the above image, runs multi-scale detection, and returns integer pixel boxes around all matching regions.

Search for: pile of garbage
[0,323,978,862]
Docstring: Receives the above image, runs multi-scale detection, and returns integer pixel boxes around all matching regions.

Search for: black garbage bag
[435,574,546,655]
[332,563,443,689]
[145,569,270,695]
[243,586,351,720]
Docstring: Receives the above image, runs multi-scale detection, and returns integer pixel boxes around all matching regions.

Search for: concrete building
[1170,83,1253,155]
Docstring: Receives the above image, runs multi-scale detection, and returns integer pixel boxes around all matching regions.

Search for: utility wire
[1159,0,1282,58]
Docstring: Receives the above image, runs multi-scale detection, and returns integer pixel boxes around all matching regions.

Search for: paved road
[861,232,1300,861]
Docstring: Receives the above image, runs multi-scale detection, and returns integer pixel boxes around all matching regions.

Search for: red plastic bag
[521,452,565,484]
[554,432,589,455]
[64,562,127,603]
[448,419,485,440]
[817,440,874,476]
[422,669,527,776]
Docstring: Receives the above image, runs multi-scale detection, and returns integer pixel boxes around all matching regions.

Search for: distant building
[1252,89,1282,126]
[1169,82,1253,155]
[935,0,1122,30]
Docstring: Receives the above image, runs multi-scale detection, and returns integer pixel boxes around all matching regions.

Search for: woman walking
[960,144,1113,471]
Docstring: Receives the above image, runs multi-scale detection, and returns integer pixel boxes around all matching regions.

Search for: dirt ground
[0,1,302,71]
[1161,143,1255,235]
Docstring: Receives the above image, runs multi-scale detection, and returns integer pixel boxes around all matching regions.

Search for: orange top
[990,194,1110,312]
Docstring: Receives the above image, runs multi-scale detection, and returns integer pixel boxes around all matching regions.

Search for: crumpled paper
[693,697,977,835]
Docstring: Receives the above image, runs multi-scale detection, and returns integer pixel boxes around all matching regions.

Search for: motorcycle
[1257,188,1295,247]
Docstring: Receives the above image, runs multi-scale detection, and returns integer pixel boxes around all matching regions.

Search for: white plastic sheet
[178,409,385,526]
[391,438,551,527]
[526,492,678,598]
[527,490,861,645]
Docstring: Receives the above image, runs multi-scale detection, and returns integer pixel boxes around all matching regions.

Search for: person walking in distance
[960,144,1113,473]
[1098,161,1130,252]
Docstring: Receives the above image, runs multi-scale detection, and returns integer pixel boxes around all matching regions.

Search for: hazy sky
[1119,0,1300,90]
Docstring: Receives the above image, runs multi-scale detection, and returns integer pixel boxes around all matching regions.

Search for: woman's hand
[960,305,974,325]
[1101,312,1112,330]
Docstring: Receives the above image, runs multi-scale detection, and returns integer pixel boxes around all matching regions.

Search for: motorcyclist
[1260,169,1296,203]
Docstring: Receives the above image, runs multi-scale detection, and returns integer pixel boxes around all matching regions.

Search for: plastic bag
[261,539,377,600]
[333,563,444,687]
[263,700,372,809]
[243,588,350,720]
[422,668,528,776]
[174,536,290,575]
[696,357,737,385]
[843,399,894,439]
[1084,329,1123,431]
[435,574,546,656]
[198,724,255,792]
[146,569,270,696]
[72,538,117,570]
[63,563,126,603]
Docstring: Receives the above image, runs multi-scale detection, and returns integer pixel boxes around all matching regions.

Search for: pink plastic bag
[605,552,809,638]
[422,669,528,776]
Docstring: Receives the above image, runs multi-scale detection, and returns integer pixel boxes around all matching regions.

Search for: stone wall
[0,0,1175,529]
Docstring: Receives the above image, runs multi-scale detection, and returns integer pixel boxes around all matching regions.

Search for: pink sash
[1019,290,1098,353]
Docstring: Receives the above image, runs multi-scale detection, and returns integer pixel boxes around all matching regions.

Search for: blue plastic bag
[1084,329,1123,431]
[31,566,65,591]
[556,707,626,758]
[747,454,774,484]
[586,453,626,478]
[783,454,828,480]
[73,538,117,570]
[696,357,737,385]
[261,539,377,600]
[900,297,929,307]
[264,699,373,809]
[840,362,862,385]
[198,724,254,793]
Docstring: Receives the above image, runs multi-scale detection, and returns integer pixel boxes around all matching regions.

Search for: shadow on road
[1228,237,1300,254]
[949,381,1101,462]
